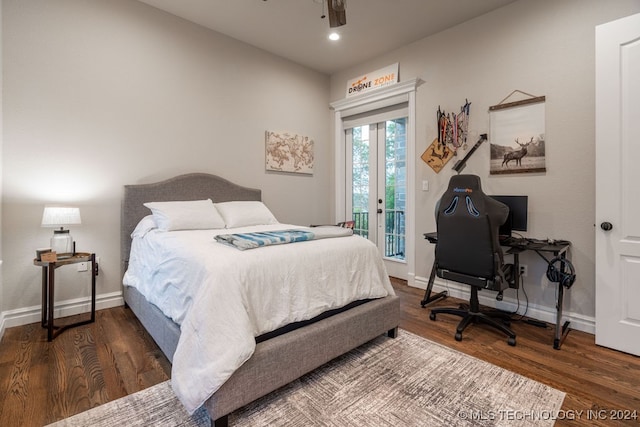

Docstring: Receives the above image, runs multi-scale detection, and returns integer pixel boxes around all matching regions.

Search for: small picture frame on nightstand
[40,251,57,263]
[36,248,52,261]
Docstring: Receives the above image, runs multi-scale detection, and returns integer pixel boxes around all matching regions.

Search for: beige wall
[330,0,640,324]
[4,0,639,332]
[1,0,330,318]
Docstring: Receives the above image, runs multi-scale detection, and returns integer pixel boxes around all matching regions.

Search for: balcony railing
[352,210,405,260]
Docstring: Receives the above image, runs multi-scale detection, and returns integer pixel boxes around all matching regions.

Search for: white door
[346,119,408,279]
[595,13,640,356]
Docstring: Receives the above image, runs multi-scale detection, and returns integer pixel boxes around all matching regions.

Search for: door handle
[600,222,613,231]
[377,208,383,214]
[378,199,383,204]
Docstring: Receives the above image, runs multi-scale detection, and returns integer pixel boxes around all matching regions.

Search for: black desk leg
[553,254,572,350]
[421,261,448,307]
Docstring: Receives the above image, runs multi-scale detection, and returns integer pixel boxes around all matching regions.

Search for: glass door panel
[382,118,406,261]
[351,125,371,239]
[347,118,407,277]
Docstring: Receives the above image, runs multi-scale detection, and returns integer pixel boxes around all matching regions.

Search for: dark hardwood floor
[0,278,638,426]
[0,306,170,426]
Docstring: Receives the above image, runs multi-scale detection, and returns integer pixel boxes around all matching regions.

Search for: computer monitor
[490,195,528,236]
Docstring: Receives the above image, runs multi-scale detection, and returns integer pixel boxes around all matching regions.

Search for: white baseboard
[1,278,595,342]
[0,291,124,341]
[413,275,595,335]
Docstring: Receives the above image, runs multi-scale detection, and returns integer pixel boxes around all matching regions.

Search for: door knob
[600,222,613,231]
[378,198,383,204]
[377,208,383,214]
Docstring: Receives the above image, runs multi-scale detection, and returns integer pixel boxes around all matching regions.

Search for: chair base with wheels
[429,287,516,346]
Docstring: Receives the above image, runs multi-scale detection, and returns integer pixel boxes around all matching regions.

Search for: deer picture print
[502,137,532,167]
[489,98,546,175]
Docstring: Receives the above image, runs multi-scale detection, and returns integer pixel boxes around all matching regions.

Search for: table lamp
[41,206,81,256]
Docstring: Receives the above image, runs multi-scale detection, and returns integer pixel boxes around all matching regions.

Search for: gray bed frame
[121,173,400,426]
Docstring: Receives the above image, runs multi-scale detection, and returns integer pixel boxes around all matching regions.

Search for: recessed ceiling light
[329,32,340,41]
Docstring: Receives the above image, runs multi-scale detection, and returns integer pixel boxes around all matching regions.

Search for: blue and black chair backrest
[435,175,507,289]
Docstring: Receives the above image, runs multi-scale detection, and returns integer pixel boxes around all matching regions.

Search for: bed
[121,173,400,426]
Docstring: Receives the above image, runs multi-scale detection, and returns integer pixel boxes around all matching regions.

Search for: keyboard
[499,236,517,245]
[499,236,529,247]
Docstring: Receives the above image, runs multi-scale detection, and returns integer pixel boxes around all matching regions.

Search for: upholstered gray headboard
[121,173,261,276]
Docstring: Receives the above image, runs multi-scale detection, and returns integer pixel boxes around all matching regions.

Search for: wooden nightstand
[34,252,96,341]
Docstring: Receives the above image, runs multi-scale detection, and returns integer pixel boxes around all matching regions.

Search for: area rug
[48,330,565,427]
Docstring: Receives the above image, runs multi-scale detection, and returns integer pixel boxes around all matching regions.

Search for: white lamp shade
[41,207,82,227]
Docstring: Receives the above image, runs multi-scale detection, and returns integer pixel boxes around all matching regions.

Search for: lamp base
[51,229,74,254]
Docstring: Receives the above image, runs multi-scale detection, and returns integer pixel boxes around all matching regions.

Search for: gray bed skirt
[123,286,400,423]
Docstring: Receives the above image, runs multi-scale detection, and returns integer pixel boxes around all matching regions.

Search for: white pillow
[143,199,226,231]
[131,215,157,238]
[215,201,279,228]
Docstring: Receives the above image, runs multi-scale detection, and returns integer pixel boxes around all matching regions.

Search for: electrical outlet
[77,262,88,272]
[519,264,528,277]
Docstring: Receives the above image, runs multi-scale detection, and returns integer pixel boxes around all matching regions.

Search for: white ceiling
[137,0,517,75]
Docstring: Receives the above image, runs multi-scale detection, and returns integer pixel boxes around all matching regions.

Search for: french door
[346,118,407,279]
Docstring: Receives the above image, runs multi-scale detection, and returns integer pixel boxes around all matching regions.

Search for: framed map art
[265,131,314,175]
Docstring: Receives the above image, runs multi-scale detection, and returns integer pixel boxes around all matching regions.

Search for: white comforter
[123,223,394,414]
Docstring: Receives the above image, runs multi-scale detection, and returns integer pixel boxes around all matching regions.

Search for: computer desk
[421,232,572,350]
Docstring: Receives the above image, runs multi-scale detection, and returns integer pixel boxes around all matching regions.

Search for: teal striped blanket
[215,227,353,250]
